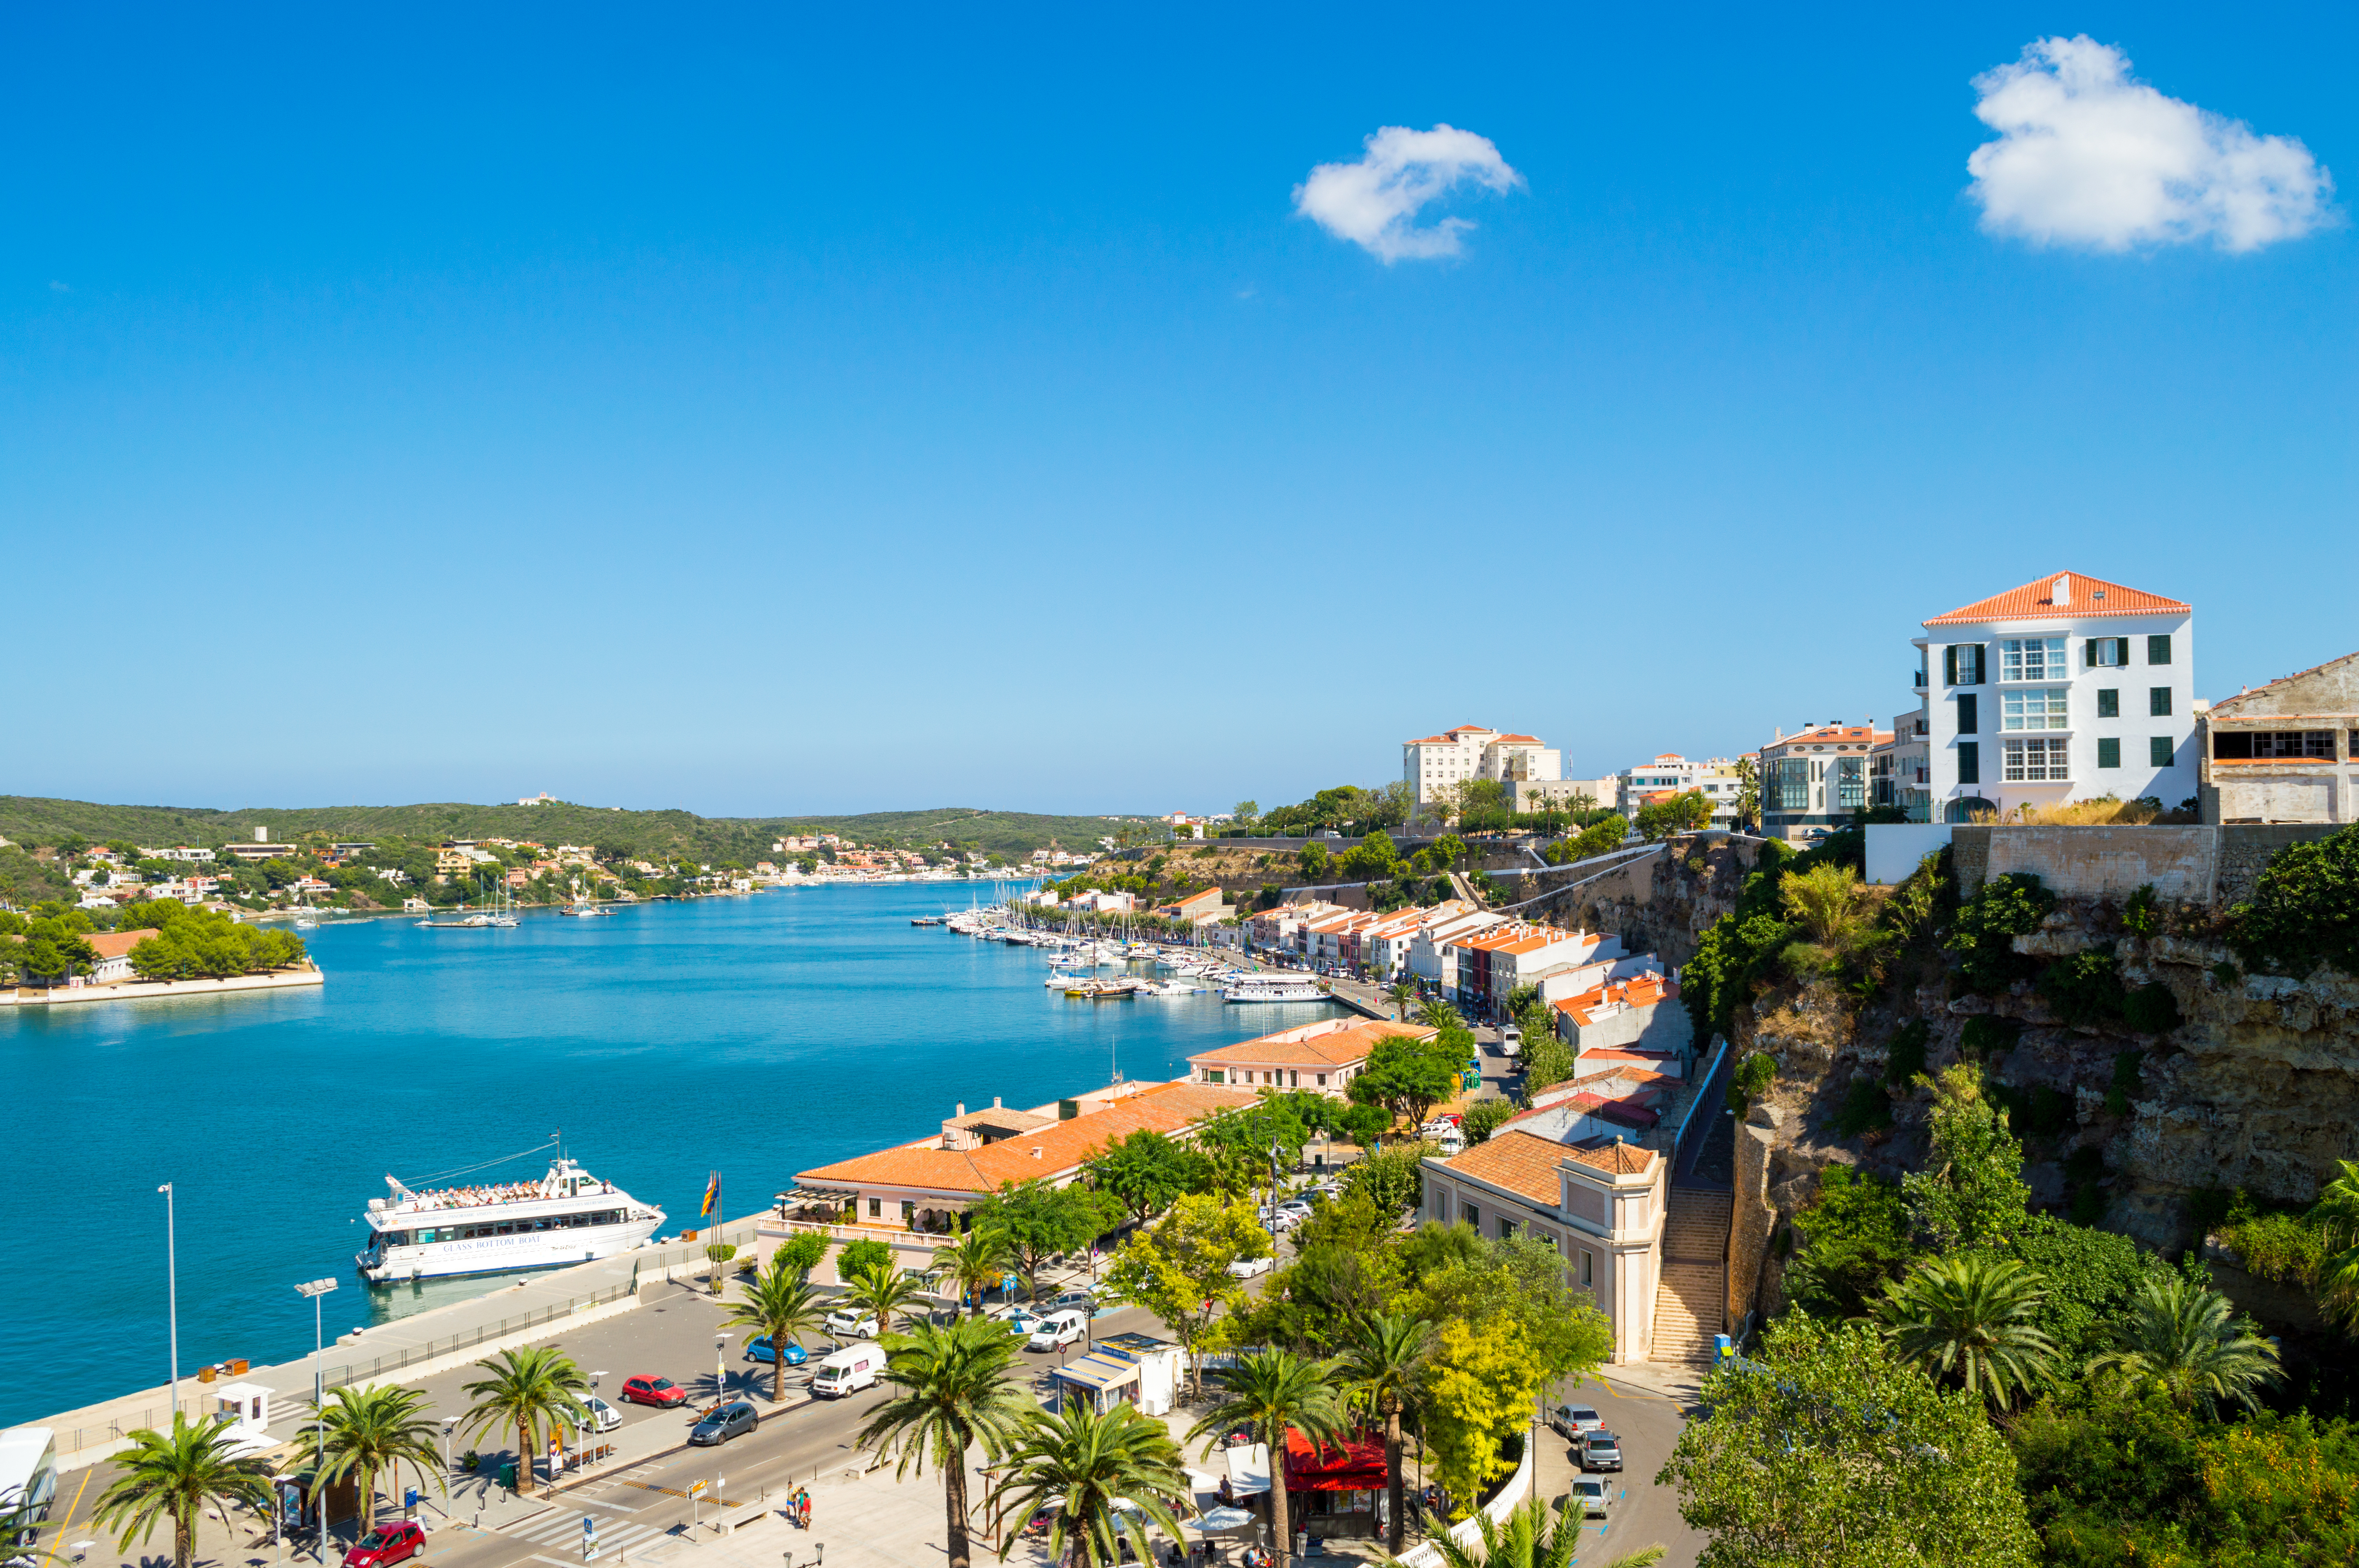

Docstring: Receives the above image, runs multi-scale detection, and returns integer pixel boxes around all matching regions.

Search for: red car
[621,1374,687,1407]
[342,1520,424,1568]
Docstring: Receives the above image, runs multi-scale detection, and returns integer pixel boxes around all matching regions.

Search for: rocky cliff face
[1526,835,1754,969]
[1725,891,2359,1323]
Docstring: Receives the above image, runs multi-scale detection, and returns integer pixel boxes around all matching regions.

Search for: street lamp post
[715,1336,729,1402]
[158,1184,179,1419]
[296,1278,340,1561]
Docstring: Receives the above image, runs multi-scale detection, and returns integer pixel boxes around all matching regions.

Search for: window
[1580,1249,1594,1288]
[1833,756,1865,810]
[2150,687,2172,717]
[1944,644,1985,686]
[2151,737,2174,768]
[2085,637,2130,668]
[2211,730,2334,760]
[2003,689,2069,731]
[2097,738,2121,769]
[1315,1073,1328,1087]
[2148,634,2172,665]
[1498,1218,1516,1240]
[2097,688,2119,719]
[2000,638,2067,682]
[1203,1069,1223,1084]
[1957,741,1980,785]
[1769,756,1811,811]
[869,1198,881,1218]
[2004,738,2070,782]
[1957,694,1979,735]
[1461,1202,1480,1230]
[1289,1070,1299,1087]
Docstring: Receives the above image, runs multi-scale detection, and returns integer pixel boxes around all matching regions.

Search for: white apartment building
[1614,755,1745,828]
[1407,907,1508,992]
[1403,724,1563,807]
[1913,572,2197,823]
[1872,708,1932,820]
[1759,722,1892,841]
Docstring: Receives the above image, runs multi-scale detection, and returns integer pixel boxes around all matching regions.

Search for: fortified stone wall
[1949,823,2339,904]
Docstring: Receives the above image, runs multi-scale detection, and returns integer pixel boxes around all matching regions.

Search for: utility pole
[158,1184,179,1420]
[296,1278,340,1560]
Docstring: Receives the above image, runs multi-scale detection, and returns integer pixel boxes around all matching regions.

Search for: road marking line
[60,1467,95,1528]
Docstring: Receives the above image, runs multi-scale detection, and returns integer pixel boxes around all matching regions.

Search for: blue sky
[5,4,2352,817]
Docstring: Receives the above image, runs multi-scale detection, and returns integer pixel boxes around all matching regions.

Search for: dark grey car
[689,1401,758,1446]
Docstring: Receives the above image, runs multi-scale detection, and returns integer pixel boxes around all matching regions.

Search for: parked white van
[1027,1310,1087,1352]
[810,1341,886,1399]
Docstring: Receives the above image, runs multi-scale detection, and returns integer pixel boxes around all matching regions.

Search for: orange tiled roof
[1563,1139,1656,1176]
[796,1081,1257,1194]
[1189,1019,1434,1068]
[1923,572,2188,627]
[1436,1130,1569,1207]
[1552,975,1678,1026]
[1494,733,1542,744]
[87,929,158,960]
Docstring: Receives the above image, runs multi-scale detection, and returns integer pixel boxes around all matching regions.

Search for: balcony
[1912,669,1927,690]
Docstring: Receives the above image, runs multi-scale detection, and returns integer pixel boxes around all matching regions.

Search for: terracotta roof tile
[1189,1020,1434,1068]
[1562,1138,1656,1176]
[1435,1131,1568,1207]
[1923,572,2188,627]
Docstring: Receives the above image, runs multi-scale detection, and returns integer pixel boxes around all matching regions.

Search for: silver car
[1548,1404,1602,1440]
[1567,1477,1610,1519]
[1580,1431,1623,1473]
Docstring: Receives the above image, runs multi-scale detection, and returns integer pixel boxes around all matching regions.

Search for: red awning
[1282,1429,1387,1492]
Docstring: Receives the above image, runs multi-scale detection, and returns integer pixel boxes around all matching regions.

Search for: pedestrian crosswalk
[486,1497,689,1564]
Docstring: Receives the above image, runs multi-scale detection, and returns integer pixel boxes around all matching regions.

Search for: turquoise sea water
[0,885,1338,1428]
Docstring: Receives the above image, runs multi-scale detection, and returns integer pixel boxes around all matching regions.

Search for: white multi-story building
[1872,709,1932,820]
[1912,572,2197,823]
[1403,724,1563,807]
[1612,755,1746,828]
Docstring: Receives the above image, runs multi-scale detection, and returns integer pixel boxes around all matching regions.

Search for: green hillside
[0,797,1140,862]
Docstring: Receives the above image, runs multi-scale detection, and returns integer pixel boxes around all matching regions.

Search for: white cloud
[1293,123,1523,262]
[1967,36,2333,252]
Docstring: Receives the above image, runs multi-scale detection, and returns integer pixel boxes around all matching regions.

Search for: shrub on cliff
[2229,822,2359,978]
[1947,873,2056,993]
[2036,946,2127,1026]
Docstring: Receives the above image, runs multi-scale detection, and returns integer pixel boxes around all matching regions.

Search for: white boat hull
[358,1213,661,1281]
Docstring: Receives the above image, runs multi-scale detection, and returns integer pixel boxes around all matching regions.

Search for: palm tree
[305,1385,444,1532]
[1416,997,1461,1032]
[930,1227,1014,1318]
[2085,1273,2282,1416]
[1872,1254,2058,1407]
[1341,1314,1432,1552]
[460,1346,589,1497]
[853,1318,1034,1568]
[92,1412,276,1568]
[843,1259,934,1332]
[2313,1158,2359,1330]
[985,1403,1191,1568]
[725,1259,828,1402]
[1385,980,1417,1020]
[1407,1494,1663,1568]
[1186,1350,1349,1567]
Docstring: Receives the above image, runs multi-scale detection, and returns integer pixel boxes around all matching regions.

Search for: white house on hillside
[1913,572,2198,823]
[1403,724,1562,808]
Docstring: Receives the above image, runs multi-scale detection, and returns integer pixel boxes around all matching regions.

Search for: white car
[581,1395,622,1433]
[1568,1477,1610,1519]
[1027,1309,1088,1351]
[1227,1254,1275,1278]
[823,1307,881,1338]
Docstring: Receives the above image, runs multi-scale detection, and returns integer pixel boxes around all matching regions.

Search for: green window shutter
[1957,694,1979,735]
[2084,639,2098,668]
[2150,736,2174,767]
[1944,646,1957,686]
[2151,687,2172,717]
[1967,644,1984,684]
[2097,738,2121,769]
[2148,634,2172,665]
[2115,637,2131,666]
[1958,742,1980,786]
[2098,689,2119,718]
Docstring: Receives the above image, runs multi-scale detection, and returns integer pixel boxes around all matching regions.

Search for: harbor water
[0,884,1339,1429]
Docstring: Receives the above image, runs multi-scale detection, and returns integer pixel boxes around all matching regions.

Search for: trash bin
[496,1461,518,1490]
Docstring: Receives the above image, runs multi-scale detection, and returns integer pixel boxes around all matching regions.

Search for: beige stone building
[2200,648,2359,825]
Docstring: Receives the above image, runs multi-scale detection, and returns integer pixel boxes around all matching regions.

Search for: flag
[700,1171,720,1219]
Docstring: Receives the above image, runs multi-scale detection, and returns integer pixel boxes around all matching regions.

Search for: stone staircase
[1650,1186,1731,1363]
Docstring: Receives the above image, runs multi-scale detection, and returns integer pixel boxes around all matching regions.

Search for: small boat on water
[911,915,948,927]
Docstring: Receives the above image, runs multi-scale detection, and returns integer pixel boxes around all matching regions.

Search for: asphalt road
[1537,1373,1708,1568]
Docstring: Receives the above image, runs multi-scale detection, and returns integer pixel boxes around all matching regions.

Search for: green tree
[1298,841,1331,880]
[1341,1141,1436,1218]
[854,1317,1035,1568]
[1349,1032,1462,1130]
[1635,789,1713,842]
[1659,1313,2037,1568]
[724,1258,827,1401]
[928,1227,1013,1317]
[1732,756,1759,830]
[1461,1098,1514,1145]
[460,1346,589,1497]
[843,1259,932,1331]
[771,1230,829,1278]
[1784,1165,1916,1319]
[986,1402,1192,1568]
[1781,863,1875,949]
[1433,833,1468,871]
[1101,1194,1266,1395]
[1341,1313,1433,1552]
[304,1385,444,1532]
[1084,1129,1197,1224]
[1872,1253,2058,1408]
[1421,1494,1666,1568]
[1902,1065,2030,1251]
[2314,1158,2359,1331]
[2229,821,2359,978]
[838,1236,895,1277]
[1187,1350,1347,1563]
[1339,831,1400,882]
[2085,1273,2282,1416]
[92,1412,278,1568]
